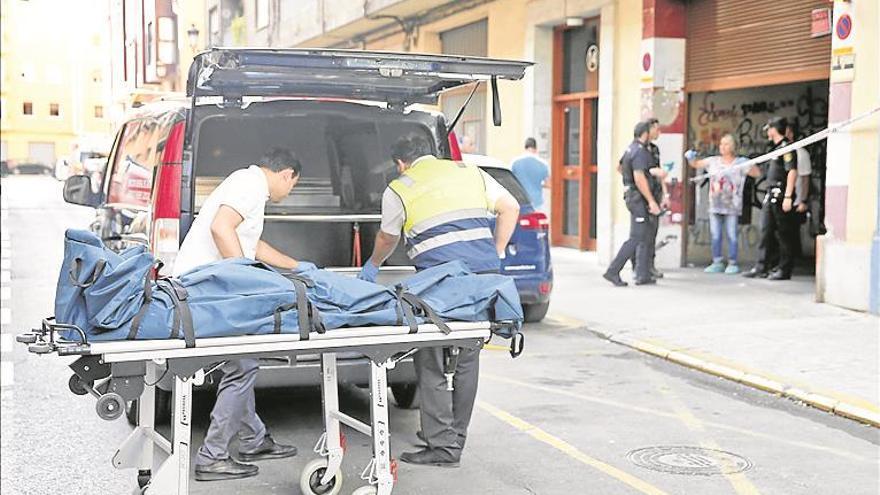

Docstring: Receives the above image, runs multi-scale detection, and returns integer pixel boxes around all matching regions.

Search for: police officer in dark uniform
[744,116,798,280]
[604,121,660,286]
[633,118,668,279]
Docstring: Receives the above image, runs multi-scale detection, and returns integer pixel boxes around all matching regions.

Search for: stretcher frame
[18,319,498,495]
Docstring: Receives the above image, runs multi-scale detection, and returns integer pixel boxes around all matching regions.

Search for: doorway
[551,18,600,250]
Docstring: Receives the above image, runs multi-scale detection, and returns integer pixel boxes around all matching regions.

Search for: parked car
[60,48,530,422]
[461,154,552,323]
[7,159,53,175]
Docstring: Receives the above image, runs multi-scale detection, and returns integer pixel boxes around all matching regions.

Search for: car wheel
[523,302,550,323]
[390,383,417,409]
[125,388,172,426]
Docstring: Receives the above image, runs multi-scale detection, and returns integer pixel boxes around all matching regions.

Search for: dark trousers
[607,192,655,281]
[196,359,267,464]
[414,346,480,459]
[632,213,659,272]
[756,200,797,276]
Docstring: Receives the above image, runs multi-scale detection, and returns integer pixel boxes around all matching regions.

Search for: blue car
[464,154,553,323]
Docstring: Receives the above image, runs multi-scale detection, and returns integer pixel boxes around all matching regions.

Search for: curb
[579,323,880,428]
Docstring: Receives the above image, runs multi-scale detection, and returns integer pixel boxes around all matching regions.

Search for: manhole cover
[627,446,752,476]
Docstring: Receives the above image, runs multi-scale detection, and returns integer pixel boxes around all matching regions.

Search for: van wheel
[391,383,417,409]
[125,388,172,426]
[523,302,550,323]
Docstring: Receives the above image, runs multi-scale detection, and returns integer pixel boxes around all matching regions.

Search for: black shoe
[649,267,664,279]
[603,272,628,287]
[399,448,460,468]
[195,458,259,482]
[238,435,298,462]
[767,269,791,281]
[634,277,657,286]
[742,267,768,279]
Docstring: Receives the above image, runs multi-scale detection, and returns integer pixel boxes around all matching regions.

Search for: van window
[194,111,435,214]
[106,119,164,207]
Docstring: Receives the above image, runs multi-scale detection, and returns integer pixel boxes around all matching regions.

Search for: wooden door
[551,19,600,250]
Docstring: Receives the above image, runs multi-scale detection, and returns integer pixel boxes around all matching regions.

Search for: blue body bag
[53,230,523,354]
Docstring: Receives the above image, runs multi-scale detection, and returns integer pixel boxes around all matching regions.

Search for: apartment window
[22,101,33,115]
[208,7,220,46]
[146,22,154,66]
[94,105,104,118]
[255,0,269,29]
[49,103,60,116]
[440,20,489,154]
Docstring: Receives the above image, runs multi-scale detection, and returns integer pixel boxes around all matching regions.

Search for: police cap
[763,116,788,134]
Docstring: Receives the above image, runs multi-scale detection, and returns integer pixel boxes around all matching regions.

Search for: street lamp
[187,24,200,51]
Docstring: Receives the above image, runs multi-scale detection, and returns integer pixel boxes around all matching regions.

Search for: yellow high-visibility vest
[389,157,492,238]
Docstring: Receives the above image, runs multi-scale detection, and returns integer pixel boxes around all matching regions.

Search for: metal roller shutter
[686,0,831,92]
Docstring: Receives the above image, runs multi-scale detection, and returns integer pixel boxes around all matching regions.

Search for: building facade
[1,0,115,169]
[191,0,878,314]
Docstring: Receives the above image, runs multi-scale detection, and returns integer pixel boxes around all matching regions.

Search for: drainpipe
[870,130,880,314]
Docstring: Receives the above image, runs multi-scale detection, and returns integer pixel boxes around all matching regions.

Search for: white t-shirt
[794,148,812,205]
[172,165,269,276]
[379,155,514,236]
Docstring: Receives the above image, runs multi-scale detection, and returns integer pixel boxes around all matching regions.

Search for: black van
[62,48,530,420]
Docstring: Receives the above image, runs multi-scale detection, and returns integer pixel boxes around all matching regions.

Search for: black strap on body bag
[68,258,107,288]
[127,260,163,340]
[275,274,324,340]
[396,289,451,335]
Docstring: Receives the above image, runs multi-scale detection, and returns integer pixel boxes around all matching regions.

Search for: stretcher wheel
[16,333,38,344]
[352,487,377,495]
[68,374,91,396]
[29,342,54,354]
[96,393,125,421]
[299,458,342,495]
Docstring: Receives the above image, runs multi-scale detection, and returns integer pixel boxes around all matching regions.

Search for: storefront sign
[811,8,831,38]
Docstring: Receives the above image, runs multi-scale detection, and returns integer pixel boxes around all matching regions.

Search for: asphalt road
[1,175,878,495]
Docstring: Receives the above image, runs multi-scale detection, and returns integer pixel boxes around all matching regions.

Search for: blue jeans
[710,213,739,263]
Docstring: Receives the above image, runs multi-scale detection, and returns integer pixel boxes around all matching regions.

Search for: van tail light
[448,131,462,161]
[152,218,180,274]
[539,281,552,295]
[151,121,185,275]
[519,212,549,230]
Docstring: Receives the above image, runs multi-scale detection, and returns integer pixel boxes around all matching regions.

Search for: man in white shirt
[174,147,301,482]
[785,122,812,261]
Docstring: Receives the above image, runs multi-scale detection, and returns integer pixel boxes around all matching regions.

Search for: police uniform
[382,155,514,463]
[633,141,662,274]
[754,139,798,278]
[605,139,657,283]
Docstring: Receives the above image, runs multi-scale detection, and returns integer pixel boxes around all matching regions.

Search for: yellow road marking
[481,373,873,463]
[478,401,670,495]
[649,375,762,495]
[482,344,510,352]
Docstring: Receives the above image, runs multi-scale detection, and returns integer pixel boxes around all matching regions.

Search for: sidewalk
[547,247,880,427]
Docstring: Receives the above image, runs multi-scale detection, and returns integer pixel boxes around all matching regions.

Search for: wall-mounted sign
[831,5,855,83]
[835,13,852,40]
[811,8,831,38]
[586,44,599,73]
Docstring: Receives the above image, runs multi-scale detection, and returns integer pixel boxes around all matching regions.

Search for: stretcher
[18,317,507,495]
